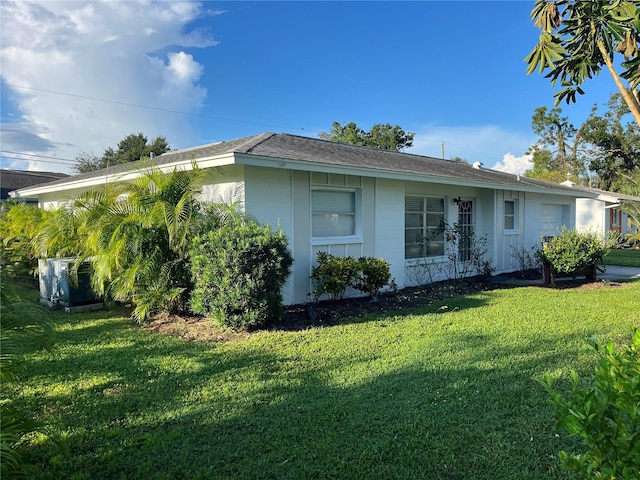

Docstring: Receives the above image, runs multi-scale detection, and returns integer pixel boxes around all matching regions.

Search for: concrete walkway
[490,265,640,286]
[599,265,640,281]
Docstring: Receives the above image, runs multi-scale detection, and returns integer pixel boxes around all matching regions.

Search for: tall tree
[524,106,587,183]
[73,133,170,174]
[580,93,640,190]
[526,0,640,126]
[319,122,415,151]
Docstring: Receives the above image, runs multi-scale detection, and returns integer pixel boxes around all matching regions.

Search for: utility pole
[442,142,445,159]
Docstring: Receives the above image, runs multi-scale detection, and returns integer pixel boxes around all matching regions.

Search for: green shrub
[538,227,614,277]
[351,257,392,297]
[540,331,640,479]
[510,244,542,278]
[437,221,495,280]
[189,221,293,330]
[310,252,359,300]
[311,253,393,300]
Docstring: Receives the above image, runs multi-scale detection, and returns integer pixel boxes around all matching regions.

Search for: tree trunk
[543,261,552,285]
[597,39,640,127]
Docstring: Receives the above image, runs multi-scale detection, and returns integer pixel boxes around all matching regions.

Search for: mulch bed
[142,271,628,342]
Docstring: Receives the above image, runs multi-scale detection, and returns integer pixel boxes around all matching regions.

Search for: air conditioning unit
[38,258,105,313]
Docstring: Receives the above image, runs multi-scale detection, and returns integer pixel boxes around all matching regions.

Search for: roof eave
[11,153,237,198]
[234,153,591,197]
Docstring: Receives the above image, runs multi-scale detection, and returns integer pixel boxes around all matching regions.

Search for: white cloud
[166,52,204,85]
[492,153,533,175]
[0,1,219,173]
[409,124,535,172]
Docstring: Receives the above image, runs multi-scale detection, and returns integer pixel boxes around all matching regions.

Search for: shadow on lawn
[17,315,594,480]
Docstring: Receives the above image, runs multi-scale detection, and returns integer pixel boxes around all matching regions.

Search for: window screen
[312,190,356,237]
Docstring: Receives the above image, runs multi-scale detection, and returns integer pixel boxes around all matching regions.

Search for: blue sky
[0,1,621,174]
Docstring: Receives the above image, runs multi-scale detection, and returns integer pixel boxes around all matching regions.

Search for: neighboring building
[1,169,68,201]
[561,181,640,236]
[12,132,599,304]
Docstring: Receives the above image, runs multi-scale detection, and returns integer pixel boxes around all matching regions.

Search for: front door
[610,208,622,233]
[458,200,473,262]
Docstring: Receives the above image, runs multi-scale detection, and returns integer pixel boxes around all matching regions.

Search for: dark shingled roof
[235,133,578,192]
[1,169,68,199]
[572,185,640,202]
[13,133,582,195]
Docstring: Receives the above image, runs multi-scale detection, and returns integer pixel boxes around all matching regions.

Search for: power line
[0,150,76,164]
[1,82,320,134]
[0,155,74,167]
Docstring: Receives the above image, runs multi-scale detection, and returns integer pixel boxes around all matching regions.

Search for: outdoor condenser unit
[38,258,104,313]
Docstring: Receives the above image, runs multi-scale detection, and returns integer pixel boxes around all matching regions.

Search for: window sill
[311,236,363,246]
[405,256,448,265]
[504,230,519,236]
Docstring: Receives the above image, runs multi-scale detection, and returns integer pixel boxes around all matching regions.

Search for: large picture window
[405,196,445,259]
[312,189,356,237]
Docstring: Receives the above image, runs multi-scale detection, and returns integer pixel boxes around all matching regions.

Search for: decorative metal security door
[457,200,473,262]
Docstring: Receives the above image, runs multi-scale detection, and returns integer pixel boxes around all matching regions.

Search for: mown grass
[605,247,640,267]
[8,281,640,479]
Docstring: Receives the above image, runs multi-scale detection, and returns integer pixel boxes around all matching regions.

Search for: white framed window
[504,199,517,232]
[405,196,445,259]
[312,189,358,238]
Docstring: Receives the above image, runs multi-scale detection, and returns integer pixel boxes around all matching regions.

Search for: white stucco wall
[373,178,405,290]
[242,166,296,304]
[575,198,606,235]
[29,161,586,306]
[199,165,245,207]
[523,192,574,242]
[39,186,97,209]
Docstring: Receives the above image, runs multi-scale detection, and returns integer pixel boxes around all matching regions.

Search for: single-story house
[1,169,68,201]
[560,181,640,237]
[11,132,608,304]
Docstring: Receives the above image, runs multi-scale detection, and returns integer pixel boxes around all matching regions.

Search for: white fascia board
[597,194,622,204]
[12,153,237,198]
[234,153,594,199]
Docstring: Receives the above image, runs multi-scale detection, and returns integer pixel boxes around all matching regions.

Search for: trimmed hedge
[310,252,392,300]
[539,227,613,278]
[189,221,293,330]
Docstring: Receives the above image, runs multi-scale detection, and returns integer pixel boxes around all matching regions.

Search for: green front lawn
[9,281,640,479]
[605,247,640,267]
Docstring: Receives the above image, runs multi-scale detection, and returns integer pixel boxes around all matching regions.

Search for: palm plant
[0,203,44,279]
[31,206,82,259]
[0,284,62,477]
[0,203,82,282]
[74,163,206,321]
[527,0,640,125]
